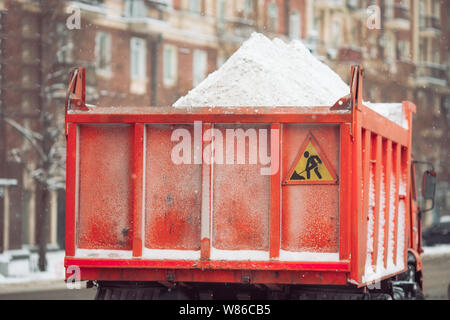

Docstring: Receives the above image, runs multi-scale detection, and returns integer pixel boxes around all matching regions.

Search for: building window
[189,0,201,14]
[419,0,426,28]
[217,0,225,25]
[56,23,73,64]
[384,32,395,61]
[244,0,253,18]
[433,42,440,64]
[267,3,278,31]
[289,10,301,39]
[95,32,111,75]
[193,49,207,86]
[433,0,440,18]
[347,0,358,8]
[130,37,147,80]
[163,44,178,87]
[21,15,38,38]
[332,20,341,48]
[397,40,409,60]
[419,38,427,62]
[385,0,393,19]
[124,0,146,17]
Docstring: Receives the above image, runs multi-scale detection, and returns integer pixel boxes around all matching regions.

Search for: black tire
[95,282,191,300]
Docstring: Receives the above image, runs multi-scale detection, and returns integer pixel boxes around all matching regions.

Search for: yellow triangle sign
[284,133,337,185]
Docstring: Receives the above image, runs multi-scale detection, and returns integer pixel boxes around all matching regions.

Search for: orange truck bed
[64,66,417,290]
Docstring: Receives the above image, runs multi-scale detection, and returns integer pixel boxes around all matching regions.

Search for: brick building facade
[0,0,448,268]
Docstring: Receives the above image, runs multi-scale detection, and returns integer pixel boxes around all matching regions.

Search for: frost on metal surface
[210,248,270,261]
[387,175,397,270]
[281,125,340,254]
[396,173,408,270]
[375,168,386,274]
[363,168,406,283]
[75,249,132,259]
[364,170,376,280]
[142,248,201,260]
[77,125,133,250]
[145,124,202,251]
[212,124,270,252]
[278,250,340,262]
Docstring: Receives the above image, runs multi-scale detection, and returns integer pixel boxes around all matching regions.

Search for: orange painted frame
[64,66,417,287]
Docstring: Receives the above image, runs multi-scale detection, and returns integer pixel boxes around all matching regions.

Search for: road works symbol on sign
[284,133,337,185]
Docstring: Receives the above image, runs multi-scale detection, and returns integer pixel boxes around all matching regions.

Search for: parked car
[423,216,450,246]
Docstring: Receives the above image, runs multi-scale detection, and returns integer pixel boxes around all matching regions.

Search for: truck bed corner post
[349,65,364,284]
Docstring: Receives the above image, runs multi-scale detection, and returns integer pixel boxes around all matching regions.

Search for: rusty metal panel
[77,125,133,250]
[281,125,340,254]
[212,124,271,252]
[144,124,202,250]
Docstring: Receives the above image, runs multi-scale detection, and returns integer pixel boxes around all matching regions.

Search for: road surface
[0,254,448,300]
[422,254,450,300]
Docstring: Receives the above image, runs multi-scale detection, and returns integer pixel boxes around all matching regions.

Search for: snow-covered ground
[0,250,65,285]
[422,244,450,257]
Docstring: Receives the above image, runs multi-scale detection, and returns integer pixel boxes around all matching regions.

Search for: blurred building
[0,0,448,270]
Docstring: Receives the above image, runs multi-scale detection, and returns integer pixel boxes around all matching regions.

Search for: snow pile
[363,171,376,280]
[174,32,408,128]
[423,244,450,257]
[387,175,396,269]
[0,250,65,285]
[364,102,408,129]
[173,32,349,107]
[375,169,386,274]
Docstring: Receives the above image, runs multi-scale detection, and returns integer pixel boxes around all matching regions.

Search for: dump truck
[63,66,436,300]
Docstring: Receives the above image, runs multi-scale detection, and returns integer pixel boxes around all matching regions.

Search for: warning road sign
[284,133,337,185]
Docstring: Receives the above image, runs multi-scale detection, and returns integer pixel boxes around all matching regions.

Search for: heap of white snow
[174,33,408,128]
[173,33,349,107]
[364,102,408,129]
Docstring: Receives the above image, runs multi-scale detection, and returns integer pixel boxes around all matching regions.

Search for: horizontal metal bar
[74,267,349,285]
[66,107,352,124]
[65,258,350,272]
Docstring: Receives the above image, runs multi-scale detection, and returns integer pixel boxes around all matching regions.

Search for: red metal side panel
[269,123,282,259]
[383,140,392,269]
[77,125,133,250]
[145,124,202,250]
[339,124,352,260]
[212,124,270,251]
[281,125,340,253]
[65,124,77,257]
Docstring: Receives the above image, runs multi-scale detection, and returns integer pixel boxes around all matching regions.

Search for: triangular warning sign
[284,133,337,185]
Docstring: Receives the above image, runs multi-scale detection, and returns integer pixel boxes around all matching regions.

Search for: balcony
[394,5,410,20]
[394,60,416,79]
[416,63,448,86]
[384,5,410,31]
[338,46,363,62]
[419,16,440,36]
[217,17,256,41]
[315,0,345,9]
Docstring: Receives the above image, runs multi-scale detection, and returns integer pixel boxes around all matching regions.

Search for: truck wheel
[158,288,191,300]
[95,282,192,300]
[395,263,424,300]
